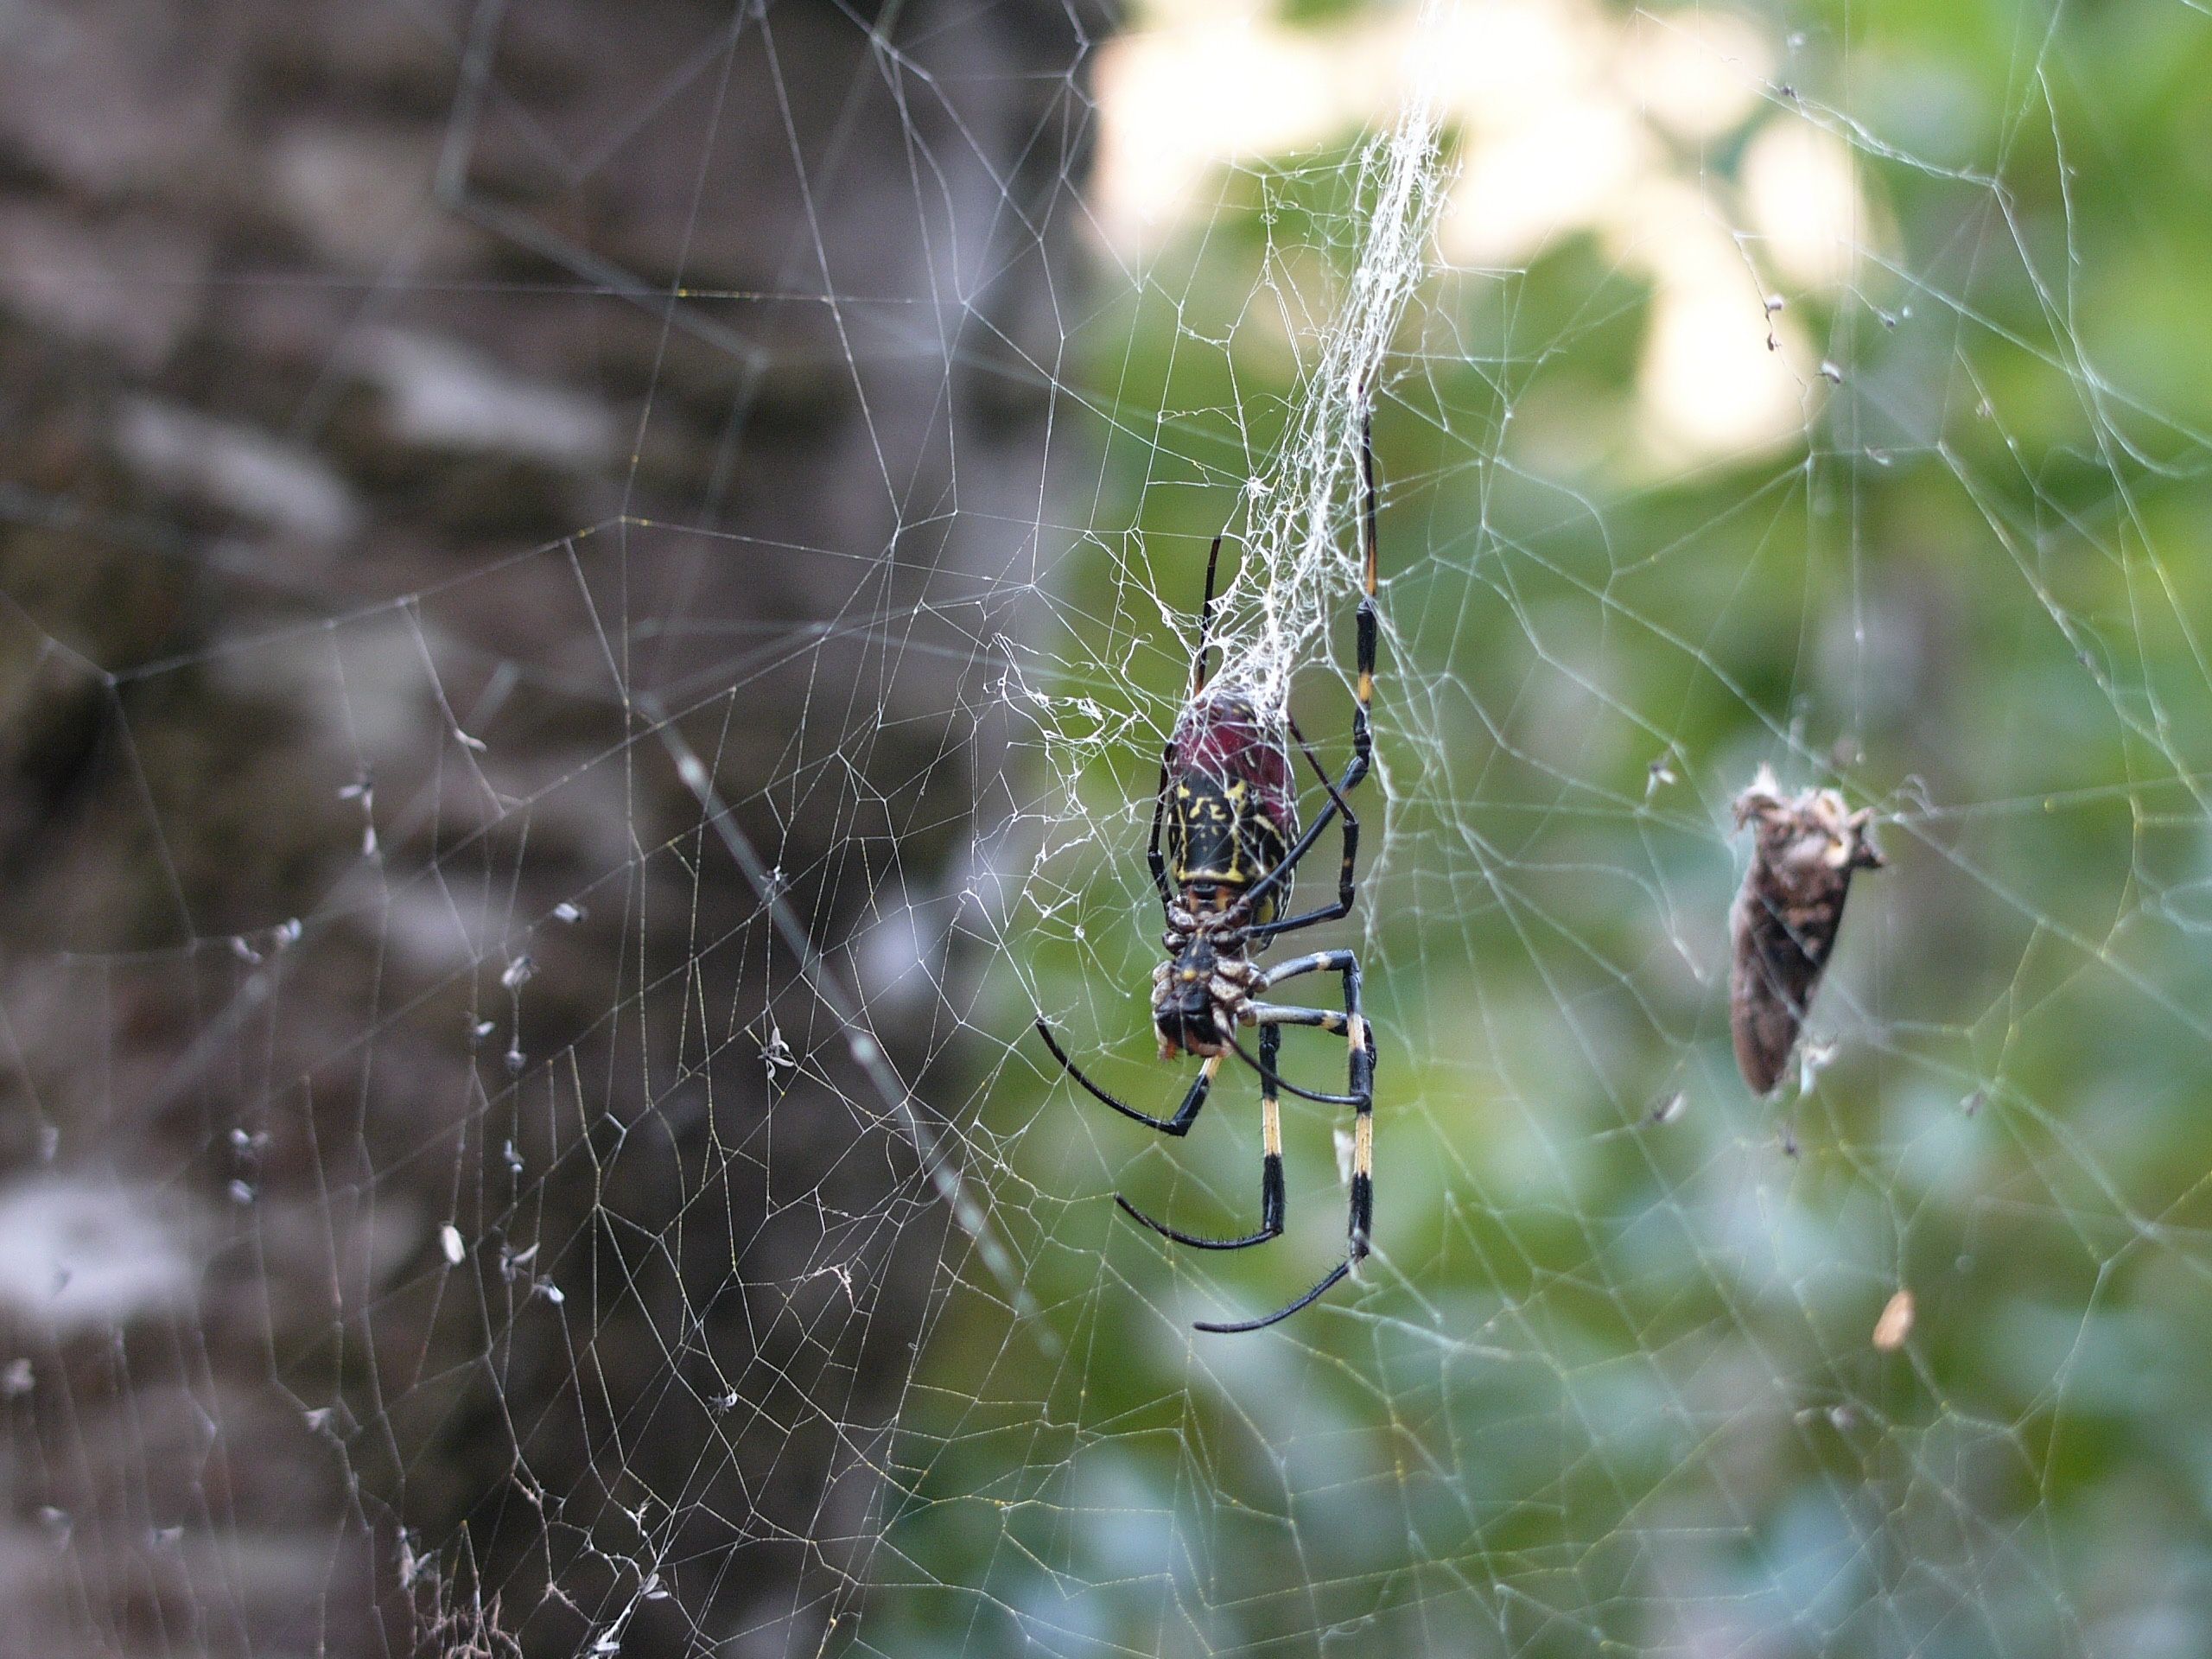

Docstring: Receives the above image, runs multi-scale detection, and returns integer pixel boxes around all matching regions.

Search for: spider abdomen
[1165,690,1297,920]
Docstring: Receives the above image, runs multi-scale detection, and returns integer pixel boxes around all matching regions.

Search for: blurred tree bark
[0,1,1103,1653]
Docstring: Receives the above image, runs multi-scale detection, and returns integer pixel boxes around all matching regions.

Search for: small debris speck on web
[1872,1287,1915,1351]
[760,1022,796,1076]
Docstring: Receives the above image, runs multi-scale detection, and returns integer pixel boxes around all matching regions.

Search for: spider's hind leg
[1116,1024,1286,1251]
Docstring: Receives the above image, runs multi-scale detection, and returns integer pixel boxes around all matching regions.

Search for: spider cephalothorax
[1034,397,1385,1334]
[1152,906,1258,1058]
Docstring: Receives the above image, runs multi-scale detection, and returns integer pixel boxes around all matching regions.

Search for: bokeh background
[3,0,2210,1656]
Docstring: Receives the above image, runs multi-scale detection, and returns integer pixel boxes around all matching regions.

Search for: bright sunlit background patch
[1093,0,1880,468]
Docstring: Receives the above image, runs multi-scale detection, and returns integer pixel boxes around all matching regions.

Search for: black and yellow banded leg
[1356,395,1378,712]
[1196,955,1378,1334]
[1256,950,1357,995]
[1116,1024,1286,1251]
[1243,401,1381,939]
[1263,713,1362,936]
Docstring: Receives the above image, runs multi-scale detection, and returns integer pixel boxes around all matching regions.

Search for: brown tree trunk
[0,3,1103,1653]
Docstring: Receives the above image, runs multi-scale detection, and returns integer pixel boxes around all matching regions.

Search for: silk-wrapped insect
[1728,766,1884,1095]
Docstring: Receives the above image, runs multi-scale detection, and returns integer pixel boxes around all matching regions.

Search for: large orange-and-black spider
[1035,402,1381,1333]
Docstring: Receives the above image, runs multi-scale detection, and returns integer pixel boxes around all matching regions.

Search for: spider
[1035,403,1381,1334]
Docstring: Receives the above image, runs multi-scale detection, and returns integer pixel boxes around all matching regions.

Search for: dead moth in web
[1728,766,1885,1096]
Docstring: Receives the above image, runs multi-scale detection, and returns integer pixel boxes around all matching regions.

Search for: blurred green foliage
[861,2,2212,1653]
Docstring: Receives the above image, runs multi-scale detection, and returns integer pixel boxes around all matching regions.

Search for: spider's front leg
[1243,403,1381,944]
[1033,1018,1220,1135]
[1115,1023,1287,1251]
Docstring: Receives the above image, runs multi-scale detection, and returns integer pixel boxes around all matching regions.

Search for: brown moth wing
[1729,869,1832,1094]
[1728,769,1885,1096]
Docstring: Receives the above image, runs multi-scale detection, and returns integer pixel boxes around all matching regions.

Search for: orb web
[0,2,2205,1656]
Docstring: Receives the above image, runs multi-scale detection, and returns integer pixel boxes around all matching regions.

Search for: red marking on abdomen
[1170,690,1296,835]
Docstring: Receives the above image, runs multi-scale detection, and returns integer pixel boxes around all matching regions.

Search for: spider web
[2,0,2209,1656]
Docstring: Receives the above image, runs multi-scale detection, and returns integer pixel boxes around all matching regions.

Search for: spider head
[1153,931,1250,1059]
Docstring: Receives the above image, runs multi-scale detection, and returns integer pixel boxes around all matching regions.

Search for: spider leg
[1223,1029,1361,1104]
[1196,1262,1354,1335]
[1213,954,1366,1104]
[1153,533,1231,910]
[1256,952,1352,994]
[1146,748,1174,910]
[1242,401,1381,937]
[1033,1018,1218,1135]
[1247,1002,1344,1031]
[1116,1024,1286,1251]
[1249,721,1362,938]
[1196,954,1376,1334]
[1256,721,1353,942]
[1191,532,1226,696]
[1236,744,1363,932]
